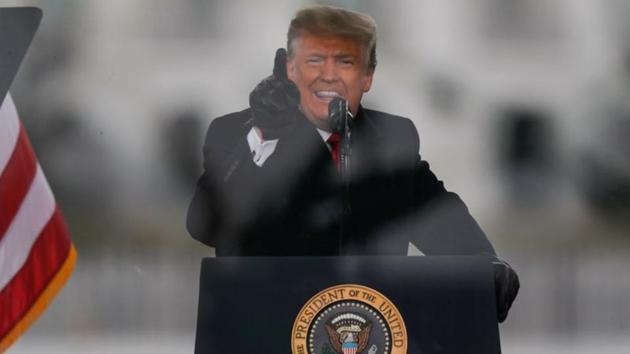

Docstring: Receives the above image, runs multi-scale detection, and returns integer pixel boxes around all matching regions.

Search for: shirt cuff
[246,127,279,167]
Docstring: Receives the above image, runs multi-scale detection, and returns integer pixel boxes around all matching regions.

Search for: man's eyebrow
[304,53,326,60]
[334,54,357,61]
[304,53,357,61]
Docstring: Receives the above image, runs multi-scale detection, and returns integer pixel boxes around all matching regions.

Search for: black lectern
[195,256,500,354]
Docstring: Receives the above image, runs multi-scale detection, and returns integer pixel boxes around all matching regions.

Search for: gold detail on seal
[291,284,407,354]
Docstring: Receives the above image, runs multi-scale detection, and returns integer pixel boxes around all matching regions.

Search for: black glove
[493,257,520,323]
[249,48,301,139]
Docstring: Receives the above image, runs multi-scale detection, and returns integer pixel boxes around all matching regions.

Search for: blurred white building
[14,0,630,222]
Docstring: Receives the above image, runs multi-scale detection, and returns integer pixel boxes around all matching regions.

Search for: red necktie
[327,133,340,170]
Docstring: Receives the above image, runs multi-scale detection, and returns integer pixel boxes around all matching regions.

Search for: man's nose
[319,59,339,82]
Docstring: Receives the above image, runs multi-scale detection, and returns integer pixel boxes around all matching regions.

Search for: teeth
[315,91,342,98]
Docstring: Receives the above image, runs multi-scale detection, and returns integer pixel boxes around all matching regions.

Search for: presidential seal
[291,284,407,354]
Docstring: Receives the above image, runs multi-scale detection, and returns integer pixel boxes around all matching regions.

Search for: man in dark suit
[187,5,518,322]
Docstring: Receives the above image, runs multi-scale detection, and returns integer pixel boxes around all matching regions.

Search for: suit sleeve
[405,121,496,256]
[186,114,261,247]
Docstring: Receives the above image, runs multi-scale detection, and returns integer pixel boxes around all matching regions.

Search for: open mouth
[314,90,343,102]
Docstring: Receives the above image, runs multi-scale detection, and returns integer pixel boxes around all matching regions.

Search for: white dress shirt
[246,127,332,167]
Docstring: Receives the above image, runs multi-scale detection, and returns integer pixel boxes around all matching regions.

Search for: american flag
[0,93,76,352]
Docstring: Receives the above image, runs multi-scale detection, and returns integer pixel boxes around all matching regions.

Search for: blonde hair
[287,5,377,72]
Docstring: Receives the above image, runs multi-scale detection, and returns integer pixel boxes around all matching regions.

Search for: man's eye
[340,59,354,66]
[307,58,322,64]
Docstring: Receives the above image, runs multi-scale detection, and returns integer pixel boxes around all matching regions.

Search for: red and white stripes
[0,94,75,352]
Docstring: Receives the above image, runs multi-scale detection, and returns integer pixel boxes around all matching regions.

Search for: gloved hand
[493,257,520,323]
[249,48,301,140]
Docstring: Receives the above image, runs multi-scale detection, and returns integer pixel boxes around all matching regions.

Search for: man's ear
[286,58,295,81]
[362,71,374,93]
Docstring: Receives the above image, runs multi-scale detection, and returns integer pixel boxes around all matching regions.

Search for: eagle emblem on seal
[325,312,374,354]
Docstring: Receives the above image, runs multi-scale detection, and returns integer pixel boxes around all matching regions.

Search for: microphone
[328,98,353,134]
[328,98,354,253]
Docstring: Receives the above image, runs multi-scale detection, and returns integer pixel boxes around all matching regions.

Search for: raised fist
[249,48,301,139]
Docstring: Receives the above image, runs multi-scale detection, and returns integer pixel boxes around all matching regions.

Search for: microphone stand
[329,98,353,254]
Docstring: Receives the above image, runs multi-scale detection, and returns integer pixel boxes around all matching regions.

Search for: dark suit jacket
[187,106,496,256]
